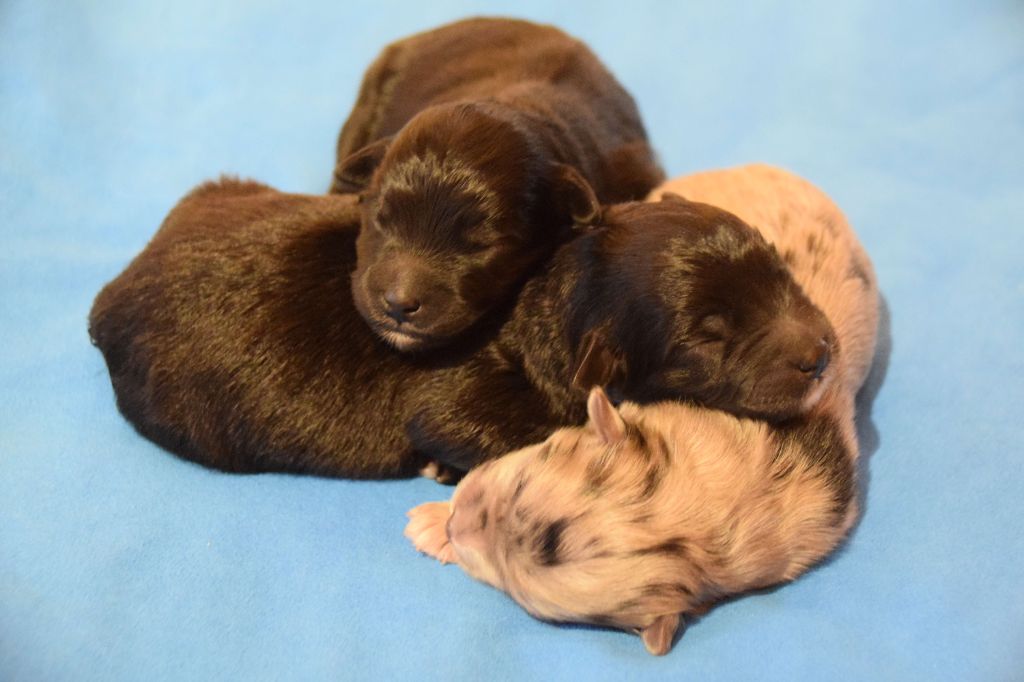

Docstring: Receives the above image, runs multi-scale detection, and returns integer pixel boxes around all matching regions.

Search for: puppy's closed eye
[696,314,728,341]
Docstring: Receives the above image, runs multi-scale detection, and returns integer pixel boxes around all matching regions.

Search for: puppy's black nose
[383,290,421,323]
[797,338,831,380]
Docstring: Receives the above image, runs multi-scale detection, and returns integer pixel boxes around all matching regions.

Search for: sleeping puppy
[88,174,830,478]
[330,17,664,351]
[405,164,879,654]
[650,165,877,398]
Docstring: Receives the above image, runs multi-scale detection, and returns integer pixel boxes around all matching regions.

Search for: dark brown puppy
[88,179,832,478]
[330,17,664,351]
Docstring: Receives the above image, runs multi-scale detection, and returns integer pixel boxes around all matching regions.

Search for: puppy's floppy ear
[572,328,626,392]
[586,387,626,444]
[550,163,601,230]
[640,613,681,656]
[332,137,392,193]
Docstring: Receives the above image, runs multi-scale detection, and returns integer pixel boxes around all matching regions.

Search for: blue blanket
[2,1,1022,679]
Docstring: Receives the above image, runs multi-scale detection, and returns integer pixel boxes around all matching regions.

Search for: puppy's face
[573,198,837,419]
[337,104,599,351]
[435,389,694,655]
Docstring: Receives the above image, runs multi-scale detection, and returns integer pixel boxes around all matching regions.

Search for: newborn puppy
[330,17,664,351]
[558,194,836,420]
[651,165,878,397]
[89,176,829,478]
[406,164,879,653]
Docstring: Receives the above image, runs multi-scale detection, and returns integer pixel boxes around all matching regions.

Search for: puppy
[89,174,830,478]
[405,164,879,654]
[330,18,664,351]
[651,165,878,397]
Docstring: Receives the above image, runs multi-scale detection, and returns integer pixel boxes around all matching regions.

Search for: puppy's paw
[405,502,457,564]
[419,460,458,484]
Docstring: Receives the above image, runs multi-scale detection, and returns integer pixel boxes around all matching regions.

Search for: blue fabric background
[2,1,1022,679]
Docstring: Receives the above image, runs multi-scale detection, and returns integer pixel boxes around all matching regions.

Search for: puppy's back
[335,17,654,195]
[338,18,592,153]
[88,181,376,473]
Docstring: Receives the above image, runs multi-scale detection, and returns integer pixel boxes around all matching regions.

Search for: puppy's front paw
[419,460,458,484]
[405,502,457,564]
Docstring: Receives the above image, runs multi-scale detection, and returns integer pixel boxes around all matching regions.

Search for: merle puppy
[329,17,664,351]
[88,178,832,478]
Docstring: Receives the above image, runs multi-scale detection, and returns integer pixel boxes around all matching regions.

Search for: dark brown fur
[89,179,828,477]
[330,18,664,351]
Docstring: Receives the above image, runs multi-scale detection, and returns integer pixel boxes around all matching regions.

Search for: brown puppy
[652,165,878,397]
[88,174,830,478]
[331,18,664,351]
[406,165,879,654]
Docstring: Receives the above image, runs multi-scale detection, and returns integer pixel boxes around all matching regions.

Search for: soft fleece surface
[2,1,1022,680]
